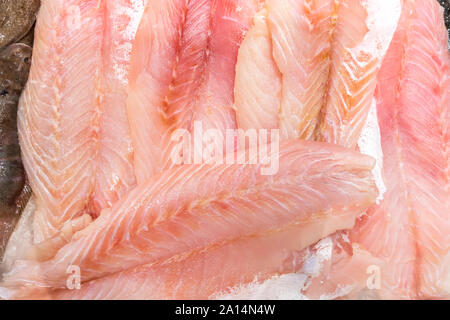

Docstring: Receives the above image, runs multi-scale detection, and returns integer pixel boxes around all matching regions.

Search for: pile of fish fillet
[0,0,449,300]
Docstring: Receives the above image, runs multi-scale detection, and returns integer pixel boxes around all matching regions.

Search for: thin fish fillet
[349,0,450,299]
[1,140,377,290]
[267,0,335,140]
[235,0,400,147]
[127,0,262,184]
[52,216,358,300]
[234,8,280,131]
[234,0,400,298]
[90,0,142,214]
[18,0,140,243]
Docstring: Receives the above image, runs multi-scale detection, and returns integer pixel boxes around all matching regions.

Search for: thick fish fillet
[349,0,450,299]
[18,0,140,242]
[127,0,261,183]
[1,140,377,290]
[235,0,400,148]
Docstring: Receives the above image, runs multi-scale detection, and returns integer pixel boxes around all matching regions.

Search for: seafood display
[0,0,448,300]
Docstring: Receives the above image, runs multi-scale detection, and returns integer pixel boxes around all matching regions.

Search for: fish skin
[127,0,261,184]
[18,0,140,242]
[1,140,377,290]
[349,0,450,299]
[0,43,33,259]
[0,0,40,50]
[235,0,400,147]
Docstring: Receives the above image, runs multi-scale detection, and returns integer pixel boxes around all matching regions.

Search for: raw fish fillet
[1,140,377,292]
[234,0,400,299]
[349,0,450,299]
[53,218,355,300]
[304,0,450,300]
[18,0,141,242]
[127,0,262,183]
[235,0,401,148]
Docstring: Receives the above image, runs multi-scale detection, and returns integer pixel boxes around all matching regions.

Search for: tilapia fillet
[235,0,400,148]
[303,0,450,300]
[350,0,450,299]
[6,0,447,301]
[2,140,377,295]
[234,0,401,299]
[127,0,263,183]
[54,217,357,300]
[18,0,140,243]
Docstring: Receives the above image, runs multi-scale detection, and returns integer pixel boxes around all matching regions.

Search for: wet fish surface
[0,43,33,259]
[0,0,40,50]
[0,0,449,300]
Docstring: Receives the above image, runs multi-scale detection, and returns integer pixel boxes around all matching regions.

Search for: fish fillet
[18,0,141,242]
[234,0,400,299]
[52,216,356,300]
[235,0,400,147]
[127,0,262,183]
[349,0,450,299]
[1,140,377,291]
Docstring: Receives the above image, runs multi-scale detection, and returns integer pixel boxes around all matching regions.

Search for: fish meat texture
[18,0,142,243]
[303,0,450,300]
[1,140,377,294]
[50,217,356,300]
[235,0,401,148]
[234,0,400,299]
[127,0,262,184]
[4,0,445,301]
[349,0,450,299]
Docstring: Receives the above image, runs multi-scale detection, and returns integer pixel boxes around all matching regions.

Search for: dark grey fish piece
[438,0,450,47]
[0,0,40,50]
[0,43,33,259]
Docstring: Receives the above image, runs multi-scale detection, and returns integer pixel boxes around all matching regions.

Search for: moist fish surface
[235,0,401,148]
[234,0,400,299]
[127,0,263,183]
[3,0,447,301]
[1,140,377,296]
[350,0,450,299]
[303,0,450,300]
[0,43,33,260]
[18,0,142,243]
[53,219,360,300]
